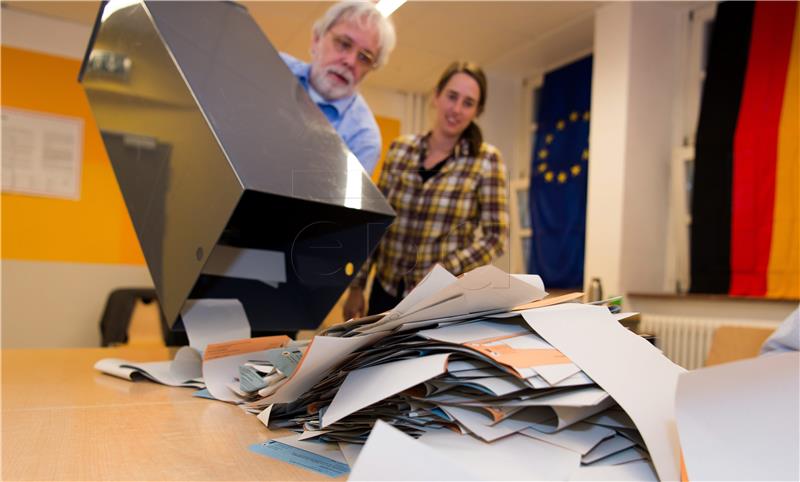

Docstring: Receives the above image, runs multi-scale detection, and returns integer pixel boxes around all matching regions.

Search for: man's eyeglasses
[330,33,377,69]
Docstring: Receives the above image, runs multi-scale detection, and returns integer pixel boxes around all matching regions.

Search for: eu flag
[528,56,592,288]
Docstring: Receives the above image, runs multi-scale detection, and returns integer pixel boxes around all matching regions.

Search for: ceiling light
[376,0,406,17]
[101,0,140,23]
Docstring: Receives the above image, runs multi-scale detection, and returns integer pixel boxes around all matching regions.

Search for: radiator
[639,315,780,369]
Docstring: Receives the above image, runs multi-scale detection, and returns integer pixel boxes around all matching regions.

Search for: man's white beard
[310,64,356,100]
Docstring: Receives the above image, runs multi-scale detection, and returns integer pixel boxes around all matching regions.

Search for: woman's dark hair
[434,61,488,154]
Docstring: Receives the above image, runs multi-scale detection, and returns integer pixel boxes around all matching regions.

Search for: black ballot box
[80,1,395,334]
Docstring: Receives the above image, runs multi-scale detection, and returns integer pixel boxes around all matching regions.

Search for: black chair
[99,288,194,346]
[99,288,159,346]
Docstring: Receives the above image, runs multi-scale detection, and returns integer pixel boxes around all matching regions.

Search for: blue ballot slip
[191,388,216,400]
[249,440,350,478]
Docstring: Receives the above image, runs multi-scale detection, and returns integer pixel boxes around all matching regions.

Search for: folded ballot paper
[94,299,309,403]
[94,299,250,387]
[243,264,685,481]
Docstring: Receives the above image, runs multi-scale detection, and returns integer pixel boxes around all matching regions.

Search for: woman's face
[433,72,481,138]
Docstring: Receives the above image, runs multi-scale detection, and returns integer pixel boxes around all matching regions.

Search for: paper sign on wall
[2,107,83,200]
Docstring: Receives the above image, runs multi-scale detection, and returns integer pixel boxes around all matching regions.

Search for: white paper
[337,442,362,468]
[528,398,616,434]
[256,404,273,428]
[511,273,545,292]
[349,420,480,481]
[400,265,547,325]
[297,430,329,441]
[504,386,610,408]
[94,358,204,388]
[441,405,552,442]
[569,460,657,481]
[386,264,457,317]
[419,428,581,480]
[180,299,251,353]
[125,361,199,386]
[169,346,203,381]
[322,353,450,427]
[521,422,614,455]
[264,333,385,404]
[449,375,528,397]
[527,371,594,390]
[581,434,637,464]
[587,446,648,466]
[522,304,684,481]
[202,246,286,288]
[584,408,637,430]
[418,320,528,344]
[357,265,545,334]
[533,363,583,385]
[2,107,83,199]
[93,358,139,380]
[676,351,800,482]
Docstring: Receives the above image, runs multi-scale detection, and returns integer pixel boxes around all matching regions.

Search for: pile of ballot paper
[94,263,799,481]
[238,265,685,481]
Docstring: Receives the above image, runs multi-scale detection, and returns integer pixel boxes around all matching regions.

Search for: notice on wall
[2,107,83,200]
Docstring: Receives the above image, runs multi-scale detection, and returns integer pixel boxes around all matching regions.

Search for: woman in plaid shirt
[344,61,509,318]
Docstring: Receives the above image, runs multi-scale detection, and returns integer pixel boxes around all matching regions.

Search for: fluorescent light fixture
[376,0,406,17]
[101,0,140,23]
[344,152,364,210]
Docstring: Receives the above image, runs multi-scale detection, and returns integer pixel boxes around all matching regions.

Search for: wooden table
[1,346,334,480]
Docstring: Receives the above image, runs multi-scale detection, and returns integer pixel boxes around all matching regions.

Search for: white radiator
[639,315,780,369]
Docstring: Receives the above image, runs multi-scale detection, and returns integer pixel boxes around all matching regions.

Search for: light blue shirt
[280,53,381,175]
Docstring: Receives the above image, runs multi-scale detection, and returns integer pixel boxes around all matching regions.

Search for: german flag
[691,1,799,299]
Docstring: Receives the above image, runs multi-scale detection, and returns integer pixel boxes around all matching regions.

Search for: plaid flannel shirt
[353,133,509,297]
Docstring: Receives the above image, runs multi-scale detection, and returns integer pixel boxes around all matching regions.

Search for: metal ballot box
[79,1,395,333]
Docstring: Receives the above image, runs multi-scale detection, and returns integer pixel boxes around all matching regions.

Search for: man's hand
[343,287,366,321]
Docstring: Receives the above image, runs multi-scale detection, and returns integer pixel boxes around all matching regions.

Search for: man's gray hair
[312,1,397,68]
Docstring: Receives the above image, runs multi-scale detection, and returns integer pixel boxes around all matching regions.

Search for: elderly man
[280,2,396,175]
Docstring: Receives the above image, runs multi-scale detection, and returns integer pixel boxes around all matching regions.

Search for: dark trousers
[367,279,405,316]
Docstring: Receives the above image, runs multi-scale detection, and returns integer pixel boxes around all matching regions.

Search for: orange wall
[373,116,401,183]
[2,46,401,265]
[1,46,144,265]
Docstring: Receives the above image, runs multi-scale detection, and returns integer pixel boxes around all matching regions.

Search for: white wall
[585,2,686,297]
[481,72,524,181]
[360,85,424,134]
[489,12,595,81]
[584,3,632,296]
[1,7,91,58]
[620,3,683,294]
[480,72,525,272]
[2,261,154,348]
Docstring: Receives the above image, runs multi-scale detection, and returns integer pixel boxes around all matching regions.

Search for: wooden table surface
[1,346,335,481]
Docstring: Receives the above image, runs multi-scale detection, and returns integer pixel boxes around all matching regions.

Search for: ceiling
[3,1,598,93]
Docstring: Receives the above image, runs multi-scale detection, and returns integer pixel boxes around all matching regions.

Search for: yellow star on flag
[538,162,548,173]
[557,172,568,183]
[582,148,589,160]
[583,111,590,121]
[544,171,554,182]
[556,120,566,131]
[538,149,549,160]
[569,111,579,122]
[571,164,582,176]
[545,134,554,144]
